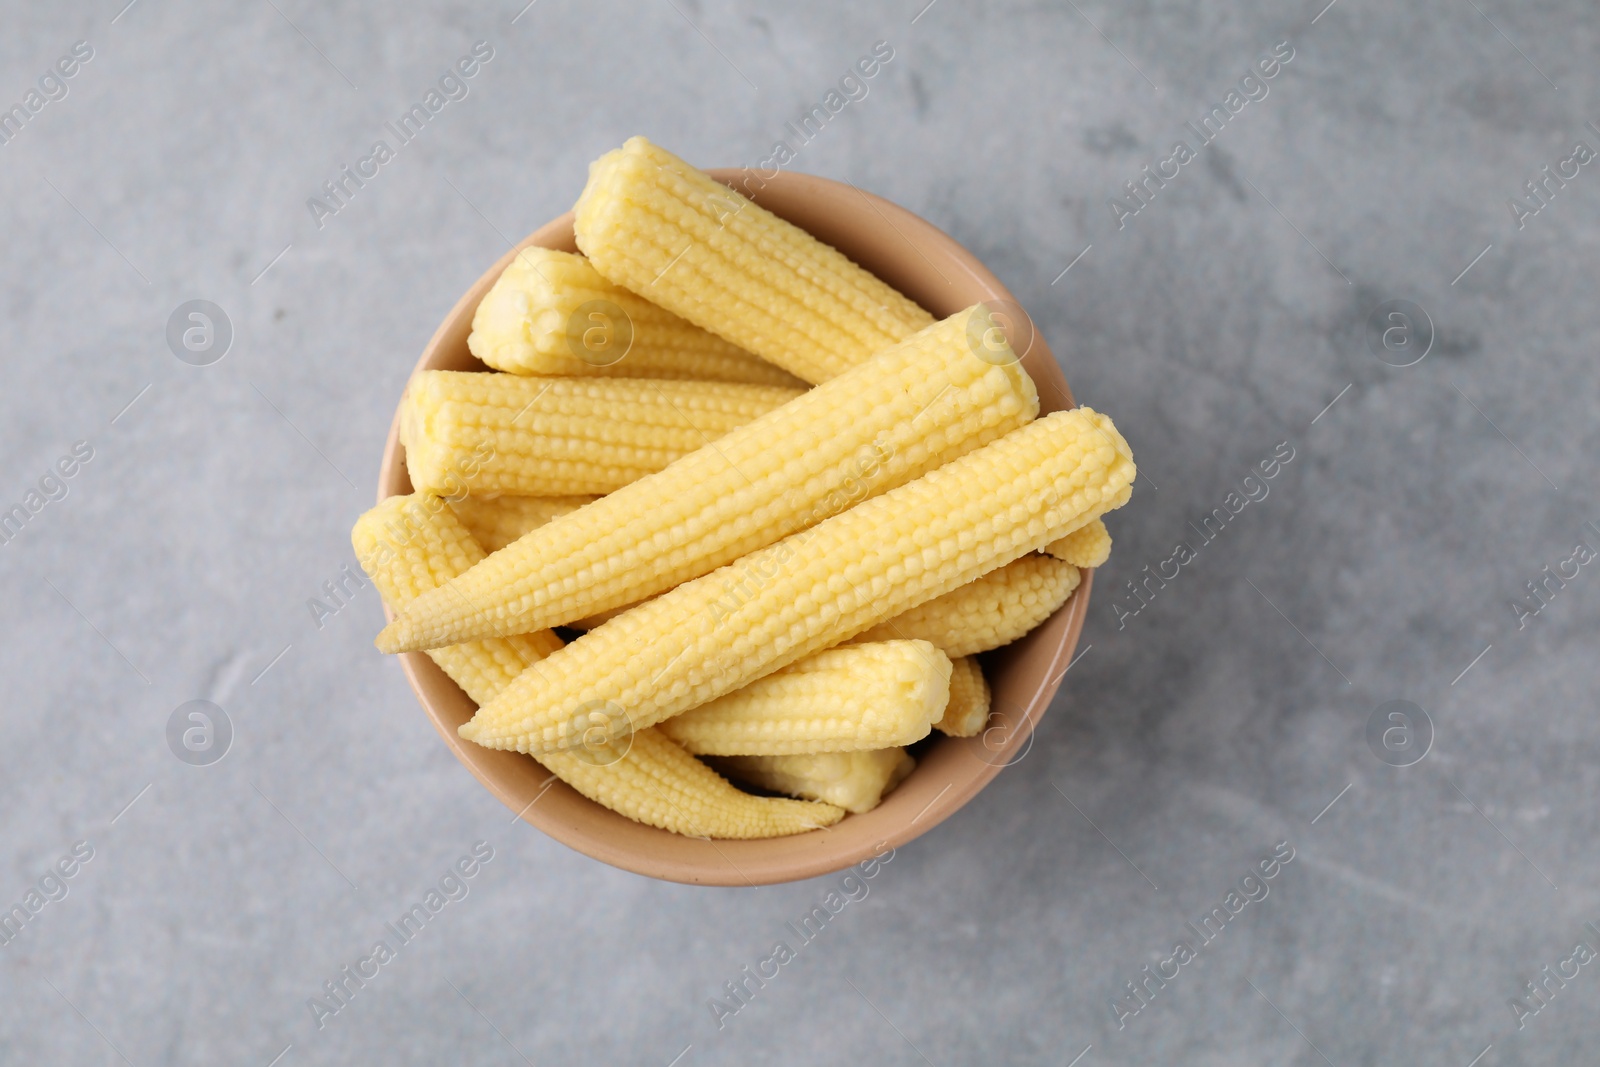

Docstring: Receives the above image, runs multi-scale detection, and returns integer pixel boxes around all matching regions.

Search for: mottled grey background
[1,1,1595,1064]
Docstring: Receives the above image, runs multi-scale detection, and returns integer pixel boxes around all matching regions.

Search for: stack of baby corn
[357,136,1134,839]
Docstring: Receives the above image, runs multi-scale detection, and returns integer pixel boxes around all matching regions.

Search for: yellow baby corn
[468,248,804,387]
[935,656,991,737]
[460,405,1135,754]
[353,493,842,839]
[854,554,1082,658]
[448,495,595,553]
[570,598,647,631]
[573,136,935,383]
[717,749,916,815]
[400,370,801,497]
[563,728,846,839]
[660,641,950,756]
[379,307,1037,653]
[353,494,564,666]
[1045,517,1112,568]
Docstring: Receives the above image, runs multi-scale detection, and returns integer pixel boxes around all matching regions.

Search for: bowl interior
[377,169,1092,885]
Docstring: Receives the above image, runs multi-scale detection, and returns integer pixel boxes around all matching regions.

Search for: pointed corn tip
[374,617,409,654]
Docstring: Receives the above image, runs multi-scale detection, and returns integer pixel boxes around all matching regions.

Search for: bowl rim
[376,168,1091,885]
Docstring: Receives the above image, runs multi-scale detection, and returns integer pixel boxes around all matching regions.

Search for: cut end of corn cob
[855,553,1082,659]
[659,641,951,756]
[380,306,1037,653]
[460,405,1134,754]
[573,136,935,383]
[935,656,992,738]
[447,494,595,554]
[717,749,916,815]
[1044,517,1112,569]
[396,369,802,502]
[468,247,804,387]
[355,492,842,838]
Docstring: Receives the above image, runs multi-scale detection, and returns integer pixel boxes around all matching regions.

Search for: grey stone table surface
[1,1,1596,1063]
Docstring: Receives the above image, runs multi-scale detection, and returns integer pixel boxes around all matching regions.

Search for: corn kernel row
[856,553,1082,659]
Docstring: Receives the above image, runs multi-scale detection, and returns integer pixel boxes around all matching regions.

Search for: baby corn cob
[400,370,802,497]
[570,598,648,631]
[717,749,916,814]
[460,405,1135,754]
[448,494,595,553]
[353,493,842,839]
[854,554,1082,658]
[469,248,804,387]
[354,494,564,666]
[573,136,935,383]
[1045,517,1112,568]
[557,727,845,838]
[379,307,1038,652]
[660,641,950,756]
[936,656,992,737]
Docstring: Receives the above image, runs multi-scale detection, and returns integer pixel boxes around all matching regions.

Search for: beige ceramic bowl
[377,169,1092,886]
